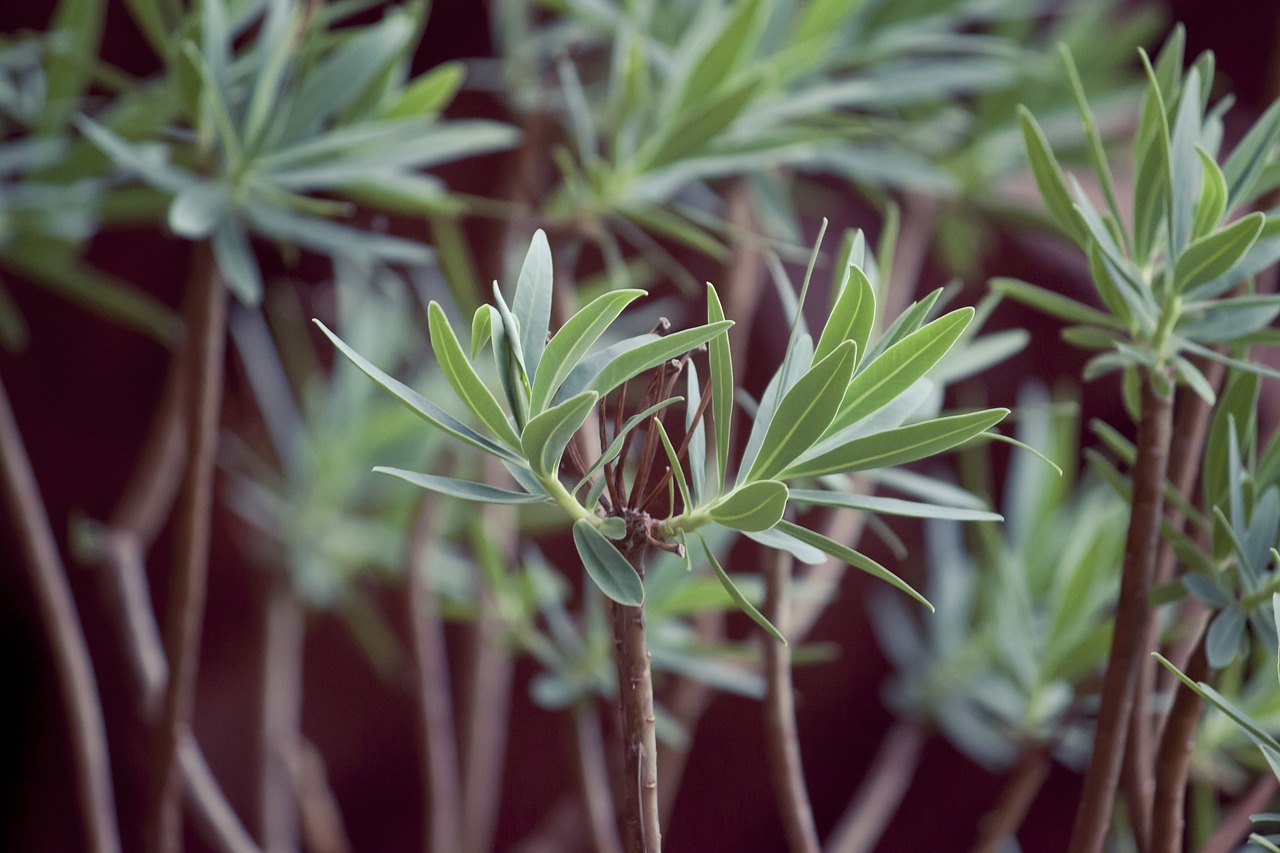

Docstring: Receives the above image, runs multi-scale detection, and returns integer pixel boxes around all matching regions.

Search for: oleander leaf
[573,519,644,606]
[775,520,931,609]
[374,467,546,503]
[709,480,788,532]
[428,301,522,449]
[530,289,644,413]
[699,533,785,644]
[521,390,598,478]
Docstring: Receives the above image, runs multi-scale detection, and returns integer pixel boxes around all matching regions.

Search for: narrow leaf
[700,533,786,644]
[708,283,733,493]
[788,489,1002,522]
[990,277,1124,329]
[428,301,522,449]
[589,321,733,398]
[775,520,931,609]
[530,289,644,413]
[374,467,546,503]
[708,480,788,533]
[573,519,644,606]
[1019,107,1087,245]
[1174,212,1265,293]
[1192,147,1228,239]
[521,390,598,478]
[513,229,553,381]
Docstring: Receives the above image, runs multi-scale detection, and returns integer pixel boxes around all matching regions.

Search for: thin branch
[0,375,122,853]
[180,741,262,853]
[258,581,305,853]
[1196,774,1280,853]
[148,240,230,853]
[1069,377,1174,853]
[763,548,820,853]
[972,745,1053,853]
[722,179,765,383]
[290,738,353,853]
[408,499,463,853]
[576,705,624,853]
[1151,629,1209,853]
[824,720,926,853]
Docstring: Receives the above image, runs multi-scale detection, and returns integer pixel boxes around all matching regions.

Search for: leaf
[1223,96,1280,206]
[1018,107,1087,246]
[374,467,546,504]
[828,309,974,436]
[521,390,598,478]
[428,301,521,449]
[384,61,465,118]
[746,340,856,481]
[785,408,1009,479]
[708,480,788,533]
[1192,147,1228,239]
[686,362,707,506]
[788,489,1002,522]
[168,183,227,238]
[573,519,644,606]
[589,321,733,398]
[530,289,644,413]
[775,520,931,610]
[470,304,492,358]
[1167,67,1204,258]
[512,229,553,382]
[1173,212,1265,293]
[707,283,733,494]
[814,264,875,365]
[699,534,786,644]
[1177,295,1280,344]
[744,527,824,564]
[573,398,683,495]
[653,418,692,512]
[211,219,262,305]
[313,320,518,461]
[990,278,1124,329]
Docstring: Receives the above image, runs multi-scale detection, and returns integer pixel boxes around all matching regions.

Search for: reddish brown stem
[973,746,1053,853]
[1068,377,1174,853]
[763,549,820,853]
[148,241,229,853]
[0,375,122,853]
[1196,775,1280,853]
[824,720,926,853]
[257,581,305,853]
[1151,631,1209,853]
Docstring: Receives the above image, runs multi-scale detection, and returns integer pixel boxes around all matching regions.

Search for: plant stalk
[610,540,661,853]
[1068,375,1174,853]
[973,745,1053,853]
[824,720,926,853]
[1151,631,1209,853]
[148,240,229,853]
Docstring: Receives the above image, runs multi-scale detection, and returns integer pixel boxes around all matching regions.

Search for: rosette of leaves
[313,227,1013,627]
[871,384,1126,770]
[999,36,1280,403]
[76,0,517,304]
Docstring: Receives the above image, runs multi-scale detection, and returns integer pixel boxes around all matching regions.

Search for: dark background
[1,1,1275,850]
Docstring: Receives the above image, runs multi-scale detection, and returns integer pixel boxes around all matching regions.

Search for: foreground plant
[316,227,1012,851]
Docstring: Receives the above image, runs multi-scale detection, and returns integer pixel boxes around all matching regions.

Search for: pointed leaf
[814,264,875,364]
[775,520,931,609]
[653,417,692,512]
[521,391,598,478]
[709,480,788,533]
[686,362,707,506]
[513,229,553,381]
[1174,212,1265,293]
[530,289,644,413]
[374,467,546,504]
[788,489,1001,522]
[1192,147,1228,239]
[573,519,644,606]
[1018,107,1087,246]
[708,283,733,492]
[990,278,1124,329]
[699,534,786,644]
[470,304,492,358]
[590,321,733,397]
[428,301,522,449]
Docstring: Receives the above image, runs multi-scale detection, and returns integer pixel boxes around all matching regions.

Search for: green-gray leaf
[814,262,876,367]
[590,321,733,398]
[990,278,1124,329]
[513,229,553,381]
[573,519,644,606]
[428,301,522,449]
[521,390,598,478]
[708,283,733,493]
[788,489,1001,522]
[1019,107,1087,246]
[530,289,644,413]
[700,533,785,644]
[1173,212,1265,293]
[775,520,931,609]
[708,480,788,532]
[374,467,546,504]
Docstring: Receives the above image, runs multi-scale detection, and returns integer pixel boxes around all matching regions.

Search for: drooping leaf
[521,390,598,478]
[708,480,788,533]
[699,533,786,645]
[374,467,546,504]
[573,519,644,606]
[775,520,931,610]
[530,289,644,413]
[428,301,522,449]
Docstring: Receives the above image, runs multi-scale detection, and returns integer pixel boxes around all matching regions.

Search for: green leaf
[699,534,785,644]
[814,264,875,366]
[707,283,733,494]
[1018,107,1087,246]
[313,319,518,461]
[1192,147,1228,239]
[775,520,931,610]
[521,390,598,479]
[573,519,644,606]
[785,408,1010,479]
[512,229,553,382]
[384,61,465,118]
[1133,53,1172,264]
[168,183,227,238]
[1205,606,1246,668]
[573,398,683,496]
[590,321,733,398]
[788,490,1001,522]
[644,74,761,169]
[211,219,262,304]
[653,418,692,513]
[1222,97,1280,206]
[374,467,546,504]
[489,288,531,429]
[530,289,644,413]
[1173,212,1265,293]
[747,340,856,482]
[470,304,492,358]
[990,278,1124,329]
[828,309,973,436]
[428,301,522,449]
[708,480,788,533]
[1167,67,1204,258]
[686,362,707,506]
[40,0,106,135]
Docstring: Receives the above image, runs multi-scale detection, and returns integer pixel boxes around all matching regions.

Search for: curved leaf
[1019,107,1087,246]
[699,534,785,644]
[374,467,546,504]
[521,390,598,478]
[589,320,733,397]
[428,301,522,449]
[530,289,645,413]
[775,520,931,609]
[573,519,644,606]
[709,480,788,532]
[815,263,876,366]
[1174,211,1265,293]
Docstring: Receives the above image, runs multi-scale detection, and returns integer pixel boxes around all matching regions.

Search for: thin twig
[148,240,229,853]
[824,720,926,853]
[972,745,1053,853]
[258,581,305,853]
[290,738,353,853]
[763,549,820,853]
[0,375,122,853]
[1069,377,1174,853]
[576,705,624,853]
[180,741,262,853]
[1196,774,1280,853]
[1151,629,1209,853]
[408,498,463,853]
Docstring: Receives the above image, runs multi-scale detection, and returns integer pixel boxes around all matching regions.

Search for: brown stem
[257,581,305,853]
[0,375,123,853]
[148,240,229,853]
[290,738,353,853]
[1196,774,1280,853]
[180,741,262,853]
[576,705,624,853]
[972,746,1053,853]
[407,501,463,853]
[1068,376,1174,853]
[610,540,660,853]
[823,720,926,853]
[882,193,939,323]
[763,549,820,853]
[722,179,765,384]
[1151,630,1210,853]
